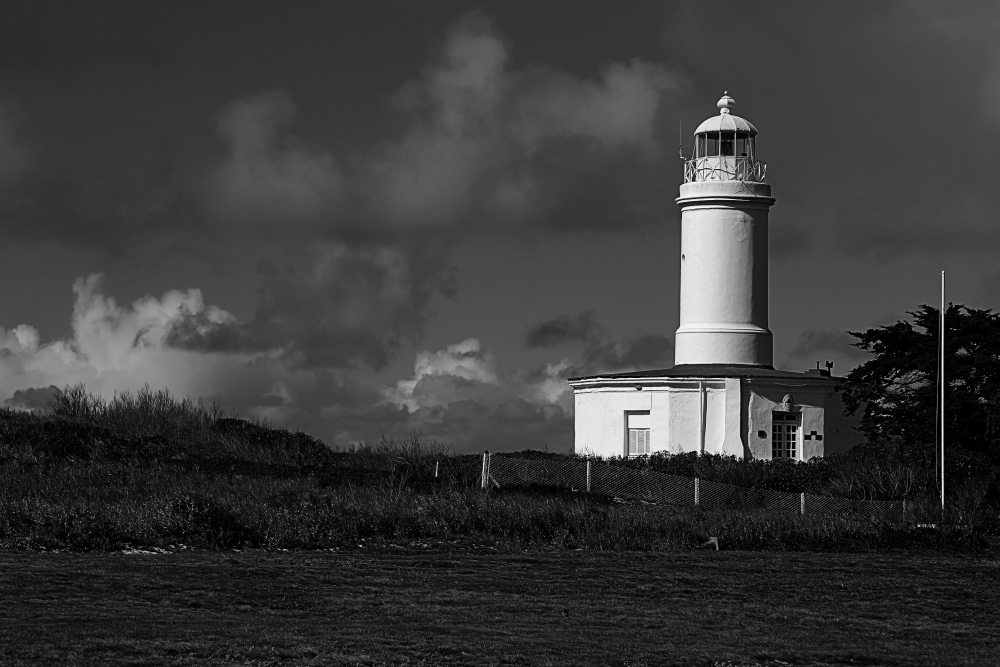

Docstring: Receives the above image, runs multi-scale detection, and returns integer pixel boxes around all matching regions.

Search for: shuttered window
[627,412,650,457]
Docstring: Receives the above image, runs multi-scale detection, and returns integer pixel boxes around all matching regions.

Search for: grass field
[2,548,998,666]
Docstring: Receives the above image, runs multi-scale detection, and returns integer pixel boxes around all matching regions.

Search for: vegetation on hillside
[0,384,995,552]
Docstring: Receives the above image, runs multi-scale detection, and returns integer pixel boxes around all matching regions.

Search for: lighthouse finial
[717,92,735,115]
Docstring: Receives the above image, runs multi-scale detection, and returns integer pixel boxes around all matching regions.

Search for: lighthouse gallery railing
[684,156,767,184]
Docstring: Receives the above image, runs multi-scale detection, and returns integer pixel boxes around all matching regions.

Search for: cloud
[210,90,345,225]
[0,272,398,443]
[248,241,456,369]
[3,385,58,411]
[384,338,498,411]
[0,118,190,250]
[524,310,602,347]
[379,336,573,452]
[0,288,665,454]
[524,310,675,377]
[358,14,681,230]
[203,14,681,234]
[0,275,259,407]
[576,334,674,375]
[375,319,673,453]
[523,310,673,376]
[517,310,674,416]
[162,239,456,371]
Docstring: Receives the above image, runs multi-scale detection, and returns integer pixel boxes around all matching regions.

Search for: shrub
[0,385,995,552]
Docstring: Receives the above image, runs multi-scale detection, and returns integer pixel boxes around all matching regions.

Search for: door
[771,412,799,460]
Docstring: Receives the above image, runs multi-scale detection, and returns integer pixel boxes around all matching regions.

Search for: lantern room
[685,93,766,183]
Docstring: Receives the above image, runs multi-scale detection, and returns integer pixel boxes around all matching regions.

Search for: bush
[0,385,995,552]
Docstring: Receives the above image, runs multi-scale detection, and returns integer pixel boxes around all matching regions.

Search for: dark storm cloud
[203,13,683,234]
[572,333,674,377]
[1,9,683,254]
[166,240,457,371]
[0,2,162,67]
[210,90,344,226]
[250,241,456,370]
[0,117,195,250]
[0,97,27,184]
[524,310,673,376]
[524,309,602,347]
[3,385,58,411]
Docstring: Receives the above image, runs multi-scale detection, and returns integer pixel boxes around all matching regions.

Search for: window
[720,135,735,156]
[627,412,650,457]
[772,412,799,459]
[706,133,719,156]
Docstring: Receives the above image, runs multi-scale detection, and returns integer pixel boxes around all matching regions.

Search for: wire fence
[481,453,906,522]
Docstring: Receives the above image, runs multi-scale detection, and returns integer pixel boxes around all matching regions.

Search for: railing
[684,156,767,184]
[481,453,906,523]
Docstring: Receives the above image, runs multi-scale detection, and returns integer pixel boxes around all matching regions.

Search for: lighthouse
[569,93,859,461]
[675,93,773,367]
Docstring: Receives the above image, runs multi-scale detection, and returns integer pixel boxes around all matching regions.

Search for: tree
[843,304,1000,470]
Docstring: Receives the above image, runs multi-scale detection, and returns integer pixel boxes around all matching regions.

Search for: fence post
[480,451,488,489]
[694,477,700,506]
[586,460,591,492]
[800,493,806,515]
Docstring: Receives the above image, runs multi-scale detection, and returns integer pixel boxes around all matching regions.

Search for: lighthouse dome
[693,93,758,136]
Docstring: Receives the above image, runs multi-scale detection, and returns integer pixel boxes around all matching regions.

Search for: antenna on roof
[679,120,684,159]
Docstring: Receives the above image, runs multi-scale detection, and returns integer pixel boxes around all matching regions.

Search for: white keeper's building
[569,93,859,461]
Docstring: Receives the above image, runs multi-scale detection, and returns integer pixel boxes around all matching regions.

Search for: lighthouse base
[674,325,773,367]
[569,365,861,460]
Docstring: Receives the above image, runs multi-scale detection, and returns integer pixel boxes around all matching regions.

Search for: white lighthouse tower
[569,93,859,461]
[675,93,774,367]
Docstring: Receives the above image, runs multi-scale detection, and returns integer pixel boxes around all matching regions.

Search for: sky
[1,1,998,452]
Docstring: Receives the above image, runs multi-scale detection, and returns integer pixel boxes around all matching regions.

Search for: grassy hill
[0,385,994,552]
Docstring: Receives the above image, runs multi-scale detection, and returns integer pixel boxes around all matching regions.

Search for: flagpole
[940,270,945,516]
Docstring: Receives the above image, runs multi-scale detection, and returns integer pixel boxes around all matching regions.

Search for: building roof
[568,364,841,383]
[693,93,758,136]
[694,114,757,135]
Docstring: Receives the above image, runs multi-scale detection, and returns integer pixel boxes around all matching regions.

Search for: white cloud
[0,274,296,422]
[384,338,499,410]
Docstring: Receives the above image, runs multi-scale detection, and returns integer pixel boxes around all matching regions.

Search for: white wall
[573,377,861,460]
[574,389,651,458]
[675,181,773,367]
[667,389,700,454]
[747,391,775,459]
[703,388,727,455]
[650,391,671,454]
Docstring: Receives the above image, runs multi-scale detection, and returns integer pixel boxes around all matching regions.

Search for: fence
[481,453,906,522]
[683,156,767,184]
